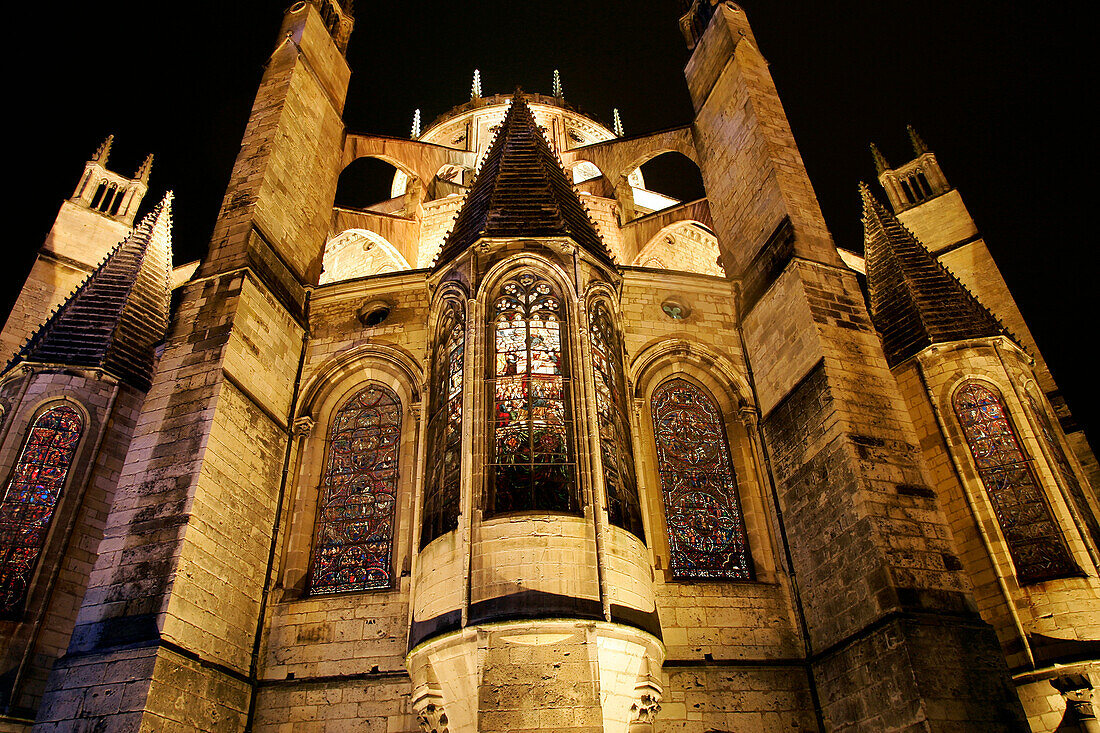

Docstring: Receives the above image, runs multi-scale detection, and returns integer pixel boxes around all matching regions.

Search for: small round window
[661,299,689,320]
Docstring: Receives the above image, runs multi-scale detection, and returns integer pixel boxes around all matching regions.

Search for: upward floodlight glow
[471,69,482,100]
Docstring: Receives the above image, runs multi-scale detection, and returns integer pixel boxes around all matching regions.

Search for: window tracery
[489,272,577,515]
[1026,391,1100,551]
[422,298,465,547]
[0,404,83,613]
[309,384,402,594]
[952,381,1076,584]
[590,302,644,539]
[651,378,750,580]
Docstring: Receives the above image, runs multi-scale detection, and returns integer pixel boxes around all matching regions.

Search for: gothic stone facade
[0,1,1098,731]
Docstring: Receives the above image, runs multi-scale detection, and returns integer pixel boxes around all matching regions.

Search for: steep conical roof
[861,183,1003,366]
[435,92,611,268]
[7,193,174,390]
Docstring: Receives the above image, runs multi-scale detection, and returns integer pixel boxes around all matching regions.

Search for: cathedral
[0,1,1097,730]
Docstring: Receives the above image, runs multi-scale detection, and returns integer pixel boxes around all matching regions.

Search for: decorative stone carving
[630,675,663,727]
[412,686,449,733]
[1051,675,1099,729]
[292,415,315,437]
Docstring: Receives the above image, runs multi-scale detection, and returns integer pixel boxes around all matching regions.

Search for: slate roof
[7,193,174,391]
[435,92,611,268]
[861,183,1004,366]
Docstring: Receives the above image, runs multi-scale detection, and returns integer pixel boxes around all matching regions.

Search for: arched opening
[428,163,471,202]
[627,152,706,216]
[632,221,722,276]
[320,229,411,284]
[335,157,412,215]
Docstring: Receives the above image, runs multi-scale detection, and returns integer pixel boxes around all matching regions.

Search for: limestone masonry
[0,1,1097,731]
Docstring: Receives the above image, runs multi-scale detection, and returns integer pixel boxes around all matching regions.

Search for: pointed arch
[308,383,403,594]
[1022,384,1100,552]
[951,380,1078,584]
[0,402,84,613]
[588,298,644,540]
[650,377,751,580]
[421,289,467,547]
[487,269,578,515]
[320,229,412,284]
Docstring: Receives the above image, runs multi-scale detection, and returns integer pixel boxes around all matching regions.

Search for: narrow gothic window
[309,384,402,594]
[422,298,465,547]
[953,382,1077,584]
[489,272,578,515]
[590,302,644,540]
[651,378,750,580]
[0,404,83,614]
[1026,392,1100,550]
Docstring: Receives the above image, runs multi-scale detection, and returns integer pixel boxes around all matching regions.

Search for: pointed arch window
[590,302,644,540]
[422,297,466,547]
[953,382,1077,584]
[489,272,578,515]
[1026,392,1100,550]
[0,404,83,614]
[651,379,750,580]
[309,384,402,594]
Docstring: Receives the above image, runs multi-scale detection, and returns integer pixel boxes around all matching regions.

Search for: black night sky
[7,1,1094,439]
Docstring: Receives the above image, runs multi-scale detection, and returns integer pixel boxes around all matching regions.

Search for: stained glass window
[422,298,465,547]
[0,404,83,614]
[489,272,578,515]
[651,379,750,580]
[590,302,644,540]
[952,382,1076,584]
[309,384,401,594]
[1026,392,1100,551]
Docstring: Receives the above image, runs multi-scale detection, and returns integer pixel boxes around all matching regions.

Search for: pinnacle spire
[435,93,611,268]
[552,69,563,99]
[93,135,114,164]
[907,124,930,155]
[861,183,1003,366]
[6,192,175,390]
[471,69,482,100]
[135,153,154,183]
[870,143,889,175]
[411,108,421,139]
[612,108,624,137]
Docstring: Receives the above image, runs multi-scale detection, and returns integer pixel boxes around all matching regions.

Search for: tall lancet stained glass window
[422,298,465,547]
[651,379,750,580]
[953,382,1076,584]
[590,302,644,539]
[1027,392,1100,550]
[490,272,578,515]
[0,404,83,613]
[310,385,402,594]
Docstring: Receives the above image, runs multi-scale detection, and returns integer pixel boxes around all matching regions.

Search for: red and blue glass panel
[310,385,401,594]
[0,404,83,613]
[953,382,1076,584]
[489,273,577,514]
[590,302,644,540]
[652,379,750,580]
[422,299,465,547]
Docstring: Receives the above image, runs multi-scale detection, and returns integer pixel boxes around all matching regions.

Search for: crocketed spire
[6,193,175,390]
[861,183,1004,366]
[435,92,611,268]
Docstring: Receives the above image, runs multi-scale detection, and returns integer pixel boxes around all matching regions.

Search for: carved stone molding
[292,415,315,437]
[412,686,449,733]
[1051,675,1099,727]
[630,675,663,727]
